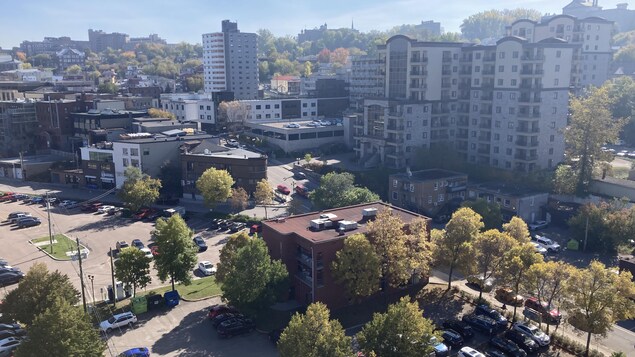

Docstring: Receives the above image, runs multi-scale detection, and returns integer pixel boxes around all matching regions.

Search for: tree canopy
[460,9,542,40]
[310,172,379,210]
[331,233,382,300]
[196,167,234,207]
[152,214,197,290]
[278,302,352,357]
[470,229,519,299]
[254,178,274,218]
[148,107,176,120]
[1,263,79,325]
[569,201,635,253]
[115,247,152,296]
[118,166,162,212]
[461,198,502,230]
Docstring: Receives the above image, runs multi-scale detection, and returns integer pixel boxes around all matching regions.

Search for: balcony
[482,69,495,75]
[479,122,491,128]
[480,109,492,115]
[521,54,545,61]
[483,55,496,62]
[386,125,405,131]
[481,94,493,101]
[515,139,539,147]
[442,56,452,63]
[516,126,540,133]
[515,153,538,161]
[442,70,452,76]
[477,148,490,154]
[296,272,313,286]
[297,252,312,267]
[387,137,404,144]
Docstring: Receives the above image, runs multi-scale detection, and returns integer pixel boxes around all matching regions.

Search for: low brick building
[262,202,430,309]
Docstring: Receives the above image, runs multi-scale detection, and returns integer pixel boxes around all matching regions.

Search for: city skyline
[0,0,626,48]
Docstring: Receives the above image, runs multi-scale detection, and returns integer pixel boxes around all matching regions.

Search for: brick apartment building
[262,202,430,309]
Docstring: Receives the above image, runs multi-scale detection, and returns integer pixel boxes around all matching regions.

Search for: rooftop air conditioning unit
[362,208,378,217]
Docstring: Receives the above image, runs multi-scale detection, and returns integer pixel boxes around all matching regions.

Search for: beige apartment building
[388,169,467,216]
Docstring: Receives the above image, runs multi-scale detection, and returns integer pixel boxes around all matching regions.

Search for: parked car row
[0,323,26,357]
[208,304,255,338]
[0,259,24,287]
[4,211,41,229]
[209,219,247,233]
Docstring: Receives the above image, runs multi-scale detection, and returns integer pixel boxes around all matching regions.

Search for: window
[508,122,514,129]
[504,199,511,207]
[513,51,519,59]
[428,196,432,204]
[556,50,561,58]
[554,79,559,86]
[311,102,316,107]
[393,179,398,187]
[511,79,517,86]
[475,66,480,73]
[434,182,438,190]
[507,135,513,142]
[199,105,204,110]
[422,132,427,139]
[550,135,555,142]
[274,104,280,109]
[506,148,512,155]
[499,52,505,59]
[255,105,261,109]
[512,65,518,72]
[494,133,500,140]
[303,103,308,108]
[549,148,554,155]
[206,106,211,110]
[496,107,501,114]
[407,121,412,128]
[497,79,503,85]
[550,121,556,128]
[555,65,560,72]
[493,146,499,153]
[510,93,516,99]
[256,114,262,119]
[553,92,558,99]
[509,107,516,114]
[143,149,150,155]
[265,104,270,109]
[438,194,445,202]
[410,184,415,192]
[392,192,398,200]
[552,107,557,114]
[407,107,412,114]
[122,148,128,155]
[495,120,501,127]
[496,92,502,99]
[122,158,129,167]
[473,91,479,98]
[130,148,139,156]
[498,65,504,72]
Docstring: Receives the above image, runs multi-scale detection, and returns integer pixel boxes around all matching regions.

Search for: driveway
[107,297,279,357]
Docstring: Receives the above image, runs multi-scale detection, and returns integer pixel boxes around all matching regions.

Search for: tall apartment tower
[353,34,577,172]
[202,20,258,100]
[508,15,614,88]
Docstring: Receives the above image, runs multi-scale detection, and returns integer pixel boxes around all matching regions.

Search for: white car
[532,234,561,253]
[512,322,550,347]
[59,200,78,208]
[140,248,153,259]
[285,123,300,129]
[99,312,137,333]
[198,261,217,276]
[97,205,115,214]
[458,346,485,357]
[0,337,21,357]
[531,242,548,256]
[528,220,548,230]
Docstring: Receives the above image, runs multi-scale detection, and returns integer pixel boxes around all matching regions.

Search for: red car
[81,202,102,212]
[295,185,309,197]
[150,245,159,257]
[133,208,150,220]
[524,297,561,323]
[208,304,238,319]
[277,184,290,195]
[0,194,15,202]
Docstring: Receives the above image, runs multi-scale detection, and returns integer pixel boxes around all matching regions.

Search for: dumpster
[164,290,180,308]
[131,296,148,315]
[146,293,164,310]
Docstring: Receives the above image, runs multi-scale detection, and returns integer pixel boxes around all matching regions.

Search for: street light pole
[46,191,53,253]
[88,274,95,306]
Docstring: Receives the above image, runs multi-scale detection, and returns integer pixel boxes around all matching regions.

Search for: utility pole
[46,192,53,253]
[77,238,87,313]
[88,274,95,306]
[110,247,116,307]
[583,215,589,252]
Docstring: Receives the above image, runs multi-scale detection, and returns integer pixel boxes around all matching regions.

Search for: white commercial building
[203,20,258,100]
[160,93,216,125]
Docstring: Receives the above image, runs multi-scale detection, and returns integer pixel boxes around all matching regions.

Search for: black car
[441,329,464,348]
[0,328,26,340]
[230,222,246,233]
[474,304,508,330]
[217,317,255,338]
[193,237,207,252]
[209,219,221,230]
[0,271,24,286]
[0,324,22,331]
[218,220,233,231]
[485,350,507,357]
[211,313,243,328]
[489,336,527,357]
[442,320,474,339]
[505,330,539,354]
[461,314,497,334]
[131,239,144,249]
[293,172,307,180]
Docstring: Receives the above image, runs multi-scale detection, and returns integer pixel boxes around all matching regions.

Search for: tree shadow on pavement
[67,216,136,233]
[416,285,466,324]
[151,305,277,357]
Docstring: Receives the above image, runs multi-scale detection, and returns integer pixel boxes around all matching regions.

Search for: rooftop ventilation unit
[362,208,378,217]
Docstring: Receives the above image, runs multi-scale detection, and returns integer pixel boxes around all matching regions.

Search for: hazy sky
[0,0,625,48]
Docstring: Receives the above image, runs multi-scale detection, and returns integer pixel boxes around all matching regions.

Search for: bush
[550,333,605,357]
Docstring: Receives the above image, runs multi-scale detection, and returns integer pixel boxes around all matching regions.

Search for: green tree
[97,82,118,94]
[470,230,519,299]
[303,61,313,77]
[499,243,543,320]
[278,302,352,357]
[14,299,105,357]
[433,207,484,289]
[304,153,312,164]
[341,187,380,207]
[607,77,635,145]
[148,107,176,120]
[229,187,249,212]
[185,74,203,92]
[461,198,502,230]
[553,164,578,195]
[65,64,82,74]
[1,263,79,325]
[196,167,234,207]
[563,261,635,356]
[115,247,152,296]
[311,172,355,209]
[566,86,626,195]
[356,297,438,357]
[569,201,635,253]
[152,214,197,290]
[216,231,251,282]
[460,9,542,40]
[502,216,531,244]
[523,261,574,331]
[331,233,381,301]
[216,235,288,315]
[254,178,274,219]
[118,166,162,212]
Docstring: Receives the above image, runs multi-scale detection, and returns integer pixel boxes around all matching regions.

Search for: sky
[0,0,626,48]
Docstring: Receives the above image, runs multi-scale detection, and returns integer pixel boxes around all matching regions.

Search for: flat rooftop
[185,139,264,159]
[115,132,213,144]
[392,169,466,181]
[263,202,427,244]
[248,119,343,130]
[471,182,545,197]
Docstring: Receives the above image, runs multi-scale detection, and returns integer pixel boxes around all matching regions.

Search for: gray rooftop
[392,169,467,182]
[185,139,264,159]
[471,182,545,197]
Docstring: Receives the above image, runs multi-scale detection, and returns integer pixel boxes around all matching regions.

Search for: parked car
[461,314,497,334]
[193,236,207,252]
[116,241,130,251]
[484,350,507,357]
[277,184,291,195]
[0,324,22,332]
[511,322,550,347]
[133,208,151,220]
[99,312,137,333]
[198,261,216,276]
[442,319,474,339]
[285,123,300,129]
[17,217,41,228]
[474,304,508,330]
[150,245,159,257]
[249,224,262,235]
[9,213,31,224]
[528,220,548,231]
[140,248,153,259]
[0,271,23,287]
[59,200,78,208]
[106,207,123,216]
[211,313,243,327]
[131,239,144,249]
[230,222,246,233]
[217,317,255,338]
[218,220,233,231]
[524,297,561,324]
[98,205,115,214]
[441,329,464,348]
[466,275,495,292]
[209,218,222,230]
[0,337,21,357]
[431,336,449,357]
[208,304,238,319]
[226,139,240,148]
[6,212,26,221]
[293,172,307,180]
[495,287,524,306]
[531,234,561,253]
[504,329,539,354]
[0,330,22,341]
[118,347,150,357]
[531,242,548,256]
[30,196,44,205]
[0,194,14,203]
[458,347,485,357]
[489,336,527,357]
